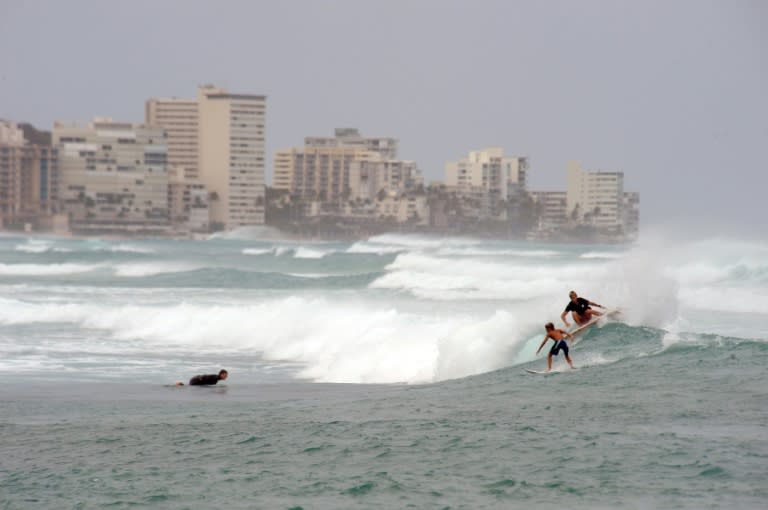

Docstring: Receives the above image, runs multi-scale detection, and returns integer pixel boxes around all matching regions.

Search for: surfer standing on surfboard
[536,322,575,372]
[561,290,605,328]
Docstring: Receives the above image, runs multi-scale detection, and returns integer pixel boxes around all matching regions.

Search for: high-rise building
[145,97,199,181]
[566,161,624,231]
[273,128,419,202]
[445,147,528,199]
[531,191,568,233]
[145,96,208,232]
[349,158,421,201]
[445,147,528,219]
[53,118,169,234]
[0,120,59,228]
[198,85,266,229]
[145,85,266,231]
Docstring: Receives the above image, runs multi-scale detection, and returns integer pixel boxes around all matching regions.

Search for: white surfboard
[569,308,620,345]
[524,368,552,375]
[524,367,578,375]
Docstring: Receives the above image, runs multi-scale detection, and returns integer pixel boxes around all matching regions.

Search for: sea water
[1,230,766,509]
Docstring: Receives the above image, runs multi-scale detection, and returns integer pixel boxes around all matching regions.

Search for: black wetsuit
[188,374,220,386]
[564,297,591,317]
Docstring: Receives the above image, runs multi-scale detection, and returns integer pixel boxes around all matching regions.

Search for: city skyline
[1,0,765,237]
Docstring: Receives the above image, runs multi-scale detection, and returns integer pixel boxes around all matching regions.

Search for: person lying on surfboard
[536,322,575,372]
[175,369,228,386]
[561,290,606,328]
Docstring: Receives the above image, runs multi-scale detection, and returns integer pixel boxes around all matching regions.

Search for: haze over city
[1,0,766,236]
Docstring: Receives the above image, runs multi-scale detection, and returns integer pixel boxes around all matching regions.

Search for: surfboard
[524,367,577,375]
[569,308,620,345]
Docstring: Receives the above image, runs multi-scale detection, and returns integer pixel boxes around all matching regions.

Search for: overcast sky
[1,0,765,235]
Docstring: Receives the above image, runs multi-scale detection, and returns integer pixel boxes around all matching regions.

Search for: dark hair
[219,369,228,376]
[545,322,554,330]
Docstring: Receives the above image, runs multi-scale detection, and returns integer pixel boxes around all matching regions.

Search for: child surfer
[536,323,575,372]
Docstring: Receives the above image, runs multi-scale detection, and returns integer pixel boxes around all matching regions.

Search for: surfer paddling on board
[561,290,606,328]
[175,369,228,386]
[536,322,575,372]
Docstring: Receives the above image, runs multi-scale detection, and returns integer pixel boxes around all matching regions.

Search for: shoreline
[0,226,635,245]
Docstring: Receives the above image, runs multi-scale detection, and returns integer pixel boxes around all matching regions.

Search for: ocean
[1,229,766,509]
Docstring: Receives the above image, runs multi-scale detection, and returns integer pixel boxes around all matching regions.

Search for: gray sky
[1,0,766,235]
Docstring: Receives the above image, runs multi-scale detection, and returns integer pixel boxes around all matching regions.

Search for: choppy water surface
[1,231,766,508]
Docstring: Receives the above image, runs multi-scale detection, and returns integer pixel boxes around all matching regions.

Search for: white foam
[274,246,292,257]
[207,225,290,240]
[286,273,331,279]
[436,247,560,258]
[242,248,274,256]
[15,241,53,253]
[108,244,156,254]
[370,252,603,301]
[580,251,623,259]
[113,262,202,277]
[293,247,330,259]
[0,263,99,276]
[0,295,547,384]
[346,242,404,254]
[678,287,768,315]
[366,233,484,249]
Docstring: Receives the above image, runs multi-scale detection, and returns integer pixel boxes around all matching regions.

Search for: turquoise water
[1,231,767,508]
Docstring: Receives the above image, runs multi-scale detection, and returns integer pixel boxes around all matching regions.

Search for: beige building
[145,97,199,181]
[305,128,398,159]
[197,86,266,229]
[167,176,209,232]
[274,128,420,202]
[146,85,266,231]
[273,145,371,200]
[566,161,624,231]
[53,118,169,234]
[0,121,59,228]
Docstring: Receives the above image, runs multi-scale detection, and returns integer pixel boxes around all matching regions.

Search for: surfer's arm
[536,336,549,355]
[588,300,604,308]
[560,310,569,326]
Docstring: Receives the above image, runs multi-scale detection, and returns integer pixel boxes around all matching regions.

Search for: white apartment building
[0,121,25,145]
[531,191,568,232]
[198,86,266,229]
[445,147,528,219]
[375,194,429,225]
[349,158,422,201]
[566,161,624,231]
[53,118,169,233]
[445,147,528,201]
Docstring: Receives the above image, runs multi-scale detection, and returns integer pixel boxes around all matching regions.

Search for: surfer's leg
[546,353,553,371]
[559,342,574,368]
